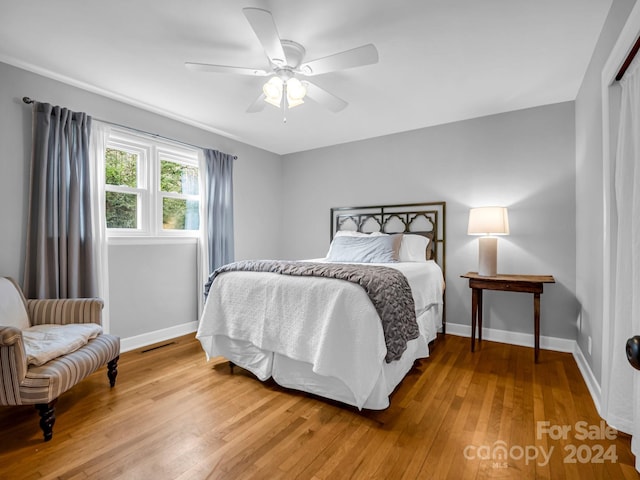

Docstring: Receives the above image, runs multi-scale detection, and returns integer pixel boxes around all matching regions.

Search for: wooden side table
[461,272,556,362]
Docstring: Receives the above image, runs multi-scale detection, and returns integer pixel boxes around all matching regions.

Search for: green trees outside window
[160,160,199,230]
[105,148,138,229]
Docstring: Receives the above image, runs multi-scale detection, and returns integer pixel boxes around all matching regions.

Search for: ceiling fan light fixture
[287,78,306,100]
[263,76,283,106]
[286,78,306,109]
[286,96,304,108]
[264,95,282,108]
[263,76,308,109]
[263,76,282,97]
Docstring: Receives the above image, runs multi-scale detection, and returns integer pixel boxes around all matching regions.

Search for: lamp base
[478,237,498,276]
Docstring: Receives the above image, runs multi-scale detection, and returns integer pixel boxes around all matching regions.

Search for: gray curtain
[23,102,96,299]
[203,149,234,273]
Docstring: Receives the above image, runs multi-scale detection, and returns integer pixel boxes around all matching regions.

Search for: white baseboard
[571,343,602,415]
[120,321,198,353]
[445,323,603,414]
[445,323,575,352]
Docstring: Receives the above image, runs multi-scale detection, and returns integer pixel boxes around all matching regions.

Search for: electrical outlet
[588,336,592,355]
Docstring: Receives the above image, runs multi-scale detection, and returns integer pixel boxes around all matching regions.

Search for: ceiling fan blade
[185,62,269,76]
[242,7,287,66]
[246,93,267,113]
[299,44,378,76]
[304,82,348,113]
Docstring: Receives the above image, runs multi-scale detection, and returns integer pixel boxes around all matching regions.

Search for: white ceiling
[0,0,612,155]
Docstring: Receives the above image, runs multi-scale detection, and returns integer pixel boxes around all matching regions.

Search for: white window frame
[105,128,200,239]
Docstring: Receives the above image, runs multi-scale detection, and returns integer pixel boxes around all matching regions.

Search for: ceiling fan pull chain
[282,82,287,123]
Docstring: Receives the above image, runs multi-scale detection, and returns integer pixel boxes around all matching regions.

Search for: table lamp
[467,206,509,276]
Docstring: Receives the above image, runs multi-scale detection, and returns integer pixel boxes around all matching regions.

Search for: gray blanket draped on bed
[205,260,419,362]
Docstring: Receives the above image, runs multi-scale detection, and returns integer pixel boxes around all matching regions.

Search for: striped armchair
[0,277,120,441]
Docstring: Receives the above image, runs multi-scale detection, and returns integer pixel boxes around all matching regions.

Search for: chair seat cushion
[22,323,103,366]
[19,334,120,405]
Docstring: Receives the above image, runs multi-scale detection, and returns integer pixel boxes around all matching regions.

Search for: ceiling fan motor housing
[277,40,306,69]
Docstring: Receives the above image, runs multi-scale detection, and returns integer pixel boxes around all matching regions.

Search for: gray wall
[280,102,578,340]
[575,0,637,384]
[0,61,283,341]
[108,242,198,337]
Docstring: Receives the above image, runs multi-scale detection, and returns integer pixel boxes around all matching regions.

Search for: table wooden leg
[534,292,540,363]
[471,288,478,352]
[478,289,483,343]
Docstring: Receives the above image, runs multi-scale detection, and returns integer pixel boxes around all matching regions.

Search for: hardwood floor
[0,334,637,479]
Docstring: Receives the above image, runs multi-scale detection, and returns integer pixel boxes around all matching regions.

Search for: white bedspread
[22,323,103,366]
[196,260,443,408]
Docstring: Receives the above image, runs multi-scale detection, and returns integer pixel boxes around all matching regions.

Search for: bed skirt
[201,304,442,410]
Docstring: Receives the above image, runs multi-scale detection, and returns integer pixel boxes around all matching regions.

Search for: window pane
[160,160,199,195]
[163,198,199,230]
[106,191,138,229]
[106,148,138,187]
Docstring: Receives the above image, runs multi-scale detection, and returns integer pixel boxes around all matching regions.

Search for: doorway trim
[600,0,640,419]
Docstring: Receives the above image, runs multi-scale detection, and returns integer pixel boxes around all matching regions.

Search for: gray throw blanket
[205,260,419,362]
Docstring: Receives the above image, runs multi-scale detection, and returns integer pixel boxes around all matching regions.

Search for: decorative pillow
[328,230,387,257]
[424,232,436,260]
[326,234,402,263]
[0,277,29,330]
[398,234,431,262]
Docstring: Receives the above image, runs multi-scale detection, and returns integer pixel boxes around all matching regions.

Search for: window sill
[107,236,198,246]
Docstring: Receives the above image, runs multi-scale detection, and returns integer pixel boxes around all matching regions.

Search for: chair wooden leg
[107,356,119,387]
[35,399,57,442]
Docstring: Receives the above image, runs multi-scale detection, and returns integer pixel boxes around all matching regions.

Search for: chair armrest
[26,298,104,327]
[0,326,23,346]
[0,326,27,401]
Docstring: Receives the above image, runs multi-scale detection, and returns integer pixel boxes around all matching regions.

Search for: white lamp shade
[467,207,509,235]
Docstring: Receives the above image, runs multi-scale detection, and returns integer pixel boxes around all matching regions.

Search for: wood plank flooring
[0,334,637,479]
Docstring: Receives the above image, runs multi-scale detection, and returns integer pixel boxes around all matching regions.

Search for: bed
[196,202,446,410]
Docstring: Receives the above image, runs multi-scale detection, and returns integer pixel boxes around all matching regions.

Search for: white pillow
[326,234,402,263]
[328,230,387,257]
[0,277,30,330]
[398,234,430,262]
[330,232,430,261]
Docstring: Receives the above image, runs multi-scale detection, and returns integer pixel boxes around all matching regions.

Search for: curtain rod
[22,96,237,159]
[616,36,640,81]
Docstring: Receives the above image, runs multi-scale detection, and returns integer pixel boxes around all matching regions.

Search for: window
[105,130,200,237]
[105,145,145,230]
[159,155,200,230]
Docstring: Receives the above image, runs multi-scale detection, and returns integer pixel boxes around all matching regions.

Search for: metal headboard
[330,201,446,332]
[330,202,446,272]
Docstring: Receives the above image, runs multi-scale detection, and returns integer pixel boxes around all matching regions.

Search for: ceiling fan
[185,7,379,116]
